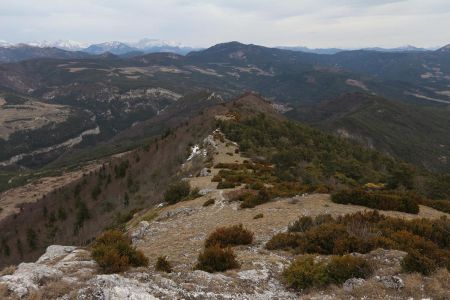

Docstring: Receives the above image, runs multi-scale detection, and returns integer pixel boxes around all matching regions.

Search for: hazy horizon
[0,0,449,49]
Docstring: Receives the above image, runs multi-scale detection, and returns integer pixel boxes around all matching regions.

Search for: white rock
[343,278,365,292]
[0,263,63,298]
[36,245,77,263]
[376,275,404,289]
[78,274,159,300]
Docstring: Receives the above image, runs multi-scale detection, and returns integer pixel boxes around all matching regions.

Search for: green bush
[283,255,372,290]
[331,189,419,214]
[195,245,240,273]
[164,181,191,204]
[91,230,149,273]
[282,255,328,290]
[155,256,172,273]
[325,255,373,284]
[401,250,437,275]
[205,224,254,248]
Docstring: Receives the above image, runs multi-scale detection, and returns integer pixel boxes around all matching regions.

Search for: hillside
[1,94,449,299]
[288,93,450,172]
[0,42,449,175]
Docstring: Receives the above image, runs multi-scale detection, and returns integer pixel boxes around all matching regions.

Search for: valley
[0,42,450,300]
[1,94,449,299]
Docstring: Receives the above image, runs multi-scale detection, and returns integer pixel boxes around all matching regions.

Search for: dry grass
[28,279,75,300]
[0,265,16,276]
[0,283,17,300]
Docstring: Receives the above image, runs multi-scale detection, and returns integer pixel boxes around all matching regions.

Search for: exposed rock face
[0,245,95,298]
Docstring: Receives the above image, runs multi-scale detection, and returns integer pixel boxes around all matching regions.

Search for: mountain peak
[437,44,450,52]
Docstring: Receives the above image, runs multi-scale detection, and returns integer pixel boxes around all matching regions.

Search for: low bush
[401,250,437,275]
[217,181,237,189]
[155,256,172,273]
[283,255,372,290]
[266,211,450,275]
[325,255,373,284]
[331,189,419,214]
[203,199,215,207]
[298,223,349,254]
[282,255,328,290]
[288,216,313,233]
[195,245,240,272]
[420,199,450,214]
[240,189,271,208]
[266,232,300,250]
[91,230,149,273]
[164,181,191,204]
[205,224,254,248]
[253,213,264,219]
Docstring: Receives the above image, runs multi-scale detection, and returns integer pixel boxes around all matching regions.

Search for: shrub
[164,181,191,204]
[155,256,172,273]
[217,181,237,189]
[331,189,419,214]
[325,255,373,284]
[195,245,240,272]
[203,198,215,207]
[282,255,328,290]
[205,224,254,248]
[267,211,450,276]
[253,213,264,219]
[288,216,313,233]
[240,189,271,208]
[298,223,349,254]
[266,233,300,250]
[420,199,450,214]
[91,230,149,273]
[401,250,437,275]
[283,255,372,290]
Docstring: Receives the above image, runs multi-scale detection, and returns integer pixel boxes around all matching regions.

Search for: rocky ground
[1,128,449,299]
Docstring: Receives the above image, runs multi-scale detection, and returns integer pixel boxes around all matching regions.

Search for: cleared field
[0,100,70,140]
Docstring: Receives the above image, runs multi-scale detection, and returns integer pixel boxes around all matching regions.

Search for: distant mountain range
[0,38,200,57]
[278,45,437,54]
[0,38,444,59]
[0,40,450,172]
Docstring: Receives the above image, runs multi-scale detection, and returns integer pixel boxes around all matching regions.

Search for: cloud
[0,0,448,48]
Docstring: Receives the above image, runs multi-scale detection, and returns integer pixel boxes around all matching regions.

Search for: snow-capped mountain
[29,40,88,51]
[0,38,200,55]
[132,38,182,49]
[0,40,13,48]
[130,38,197,55]
[83,41,138,55]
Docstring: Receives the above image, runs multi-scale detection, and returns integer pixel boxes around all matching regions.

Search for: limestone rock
[343,278,365,292]
[376,275,405,289]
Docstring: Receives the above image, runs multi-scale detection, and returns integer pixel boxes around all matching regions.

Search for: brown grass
[0,265,16,276]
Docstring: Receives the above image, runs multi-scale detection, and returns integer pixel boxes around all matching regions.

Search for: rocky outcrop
[0,245,95,298]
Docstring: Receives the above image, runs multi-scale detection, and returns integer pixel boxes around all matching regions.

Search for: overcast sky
[0,0,449,48]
